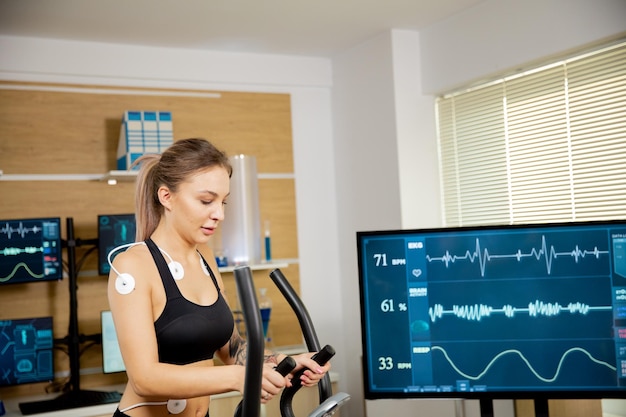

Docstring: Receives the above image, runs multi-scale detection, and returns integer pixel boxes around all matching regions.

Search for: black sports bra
[146,239,234,365]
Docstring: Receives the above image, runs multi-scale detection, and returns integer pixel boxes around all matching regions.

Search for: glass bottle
[258,287,272,345]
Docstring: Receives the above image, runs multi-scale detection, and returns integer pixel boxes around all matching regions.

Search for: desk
[2,387,123,417]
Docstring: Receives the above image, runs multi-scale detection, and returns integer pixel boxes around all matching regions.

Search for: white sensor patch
[169,261,184,280]
[115,273,135,295]
[167,399,187,414]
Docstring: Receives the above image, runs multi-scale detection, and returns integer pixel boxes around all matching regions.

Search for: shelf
[218,261,289,273]
[0,170,294,183]
[101,170,138,184]
[0,170,137,183]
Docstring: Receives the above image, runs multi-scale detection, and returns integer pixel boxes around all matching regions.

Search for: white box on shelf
[117,111,173,170]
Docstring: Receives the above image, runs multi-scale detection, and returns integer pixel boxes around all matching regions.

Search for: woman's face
[166,165,230,244]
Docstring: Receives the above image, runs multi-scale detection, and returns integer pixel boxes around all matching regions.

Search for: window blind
[436,41,626,226]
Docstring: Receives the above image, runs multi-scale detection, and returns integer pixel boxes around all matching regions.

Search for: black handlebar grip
[286,344,335,391]
[279,344,336,417]
[310,344,335,365]
[275,356,297,376]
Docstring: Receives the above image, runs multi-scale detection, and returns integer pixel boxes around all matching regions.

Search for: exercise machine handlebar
[233,266,265,417]
[269,268,333,402]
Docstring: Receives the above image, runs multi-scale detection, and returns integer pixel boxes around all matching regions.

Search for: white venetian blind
[436,40,626,226]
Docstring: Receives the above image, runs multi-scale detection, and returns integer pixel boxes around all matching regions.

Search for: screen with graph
[0,316,55,386]
[0,217,63,285]
[97,214,136,275]
[357,220,626,399]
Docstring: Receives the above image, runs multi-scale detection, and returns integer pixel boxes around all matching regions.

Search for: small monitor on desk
[101,310,126,374]
[0,316,54,386]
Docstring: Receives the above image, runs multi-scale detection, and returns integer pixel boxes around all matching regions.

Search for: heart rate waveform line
[428,300,612,323]
[430,345,616,382]
[0,262,45,282]
[0,222,43,240]
[426,235,609,277]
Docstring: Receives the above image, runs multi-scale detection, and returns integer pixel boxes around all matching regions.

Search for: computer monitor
[357,220,626,400]
[0,217,63,285]
[97,214,136,275]
[0,316,54,386]
[101,310,125,374]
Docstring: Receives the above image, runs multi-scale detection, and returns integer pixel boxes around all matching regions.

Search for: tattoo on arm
[229,332,247,365]
[264,352,279,365]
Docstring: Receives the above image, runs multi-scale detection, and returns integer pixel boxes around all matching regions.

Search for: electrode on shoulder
[108,242,145,295]
[115,273,135,295]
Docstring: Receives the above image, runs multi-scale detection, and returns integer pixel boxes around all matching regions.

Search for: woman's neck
[150,228,198,263]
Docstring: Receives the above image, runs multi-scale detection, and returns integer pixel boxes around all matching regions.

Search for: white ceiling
[0,0,485,57]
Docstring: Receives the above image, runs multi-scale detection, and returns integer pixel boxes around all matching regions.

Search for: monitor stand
[19,217,123,415]
[480,398,495,417]
[534,398,549,417]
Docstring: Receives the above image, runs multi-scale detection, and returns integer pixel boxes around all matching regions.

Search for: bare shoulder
[113,242,152,270]
[108,242,158,297]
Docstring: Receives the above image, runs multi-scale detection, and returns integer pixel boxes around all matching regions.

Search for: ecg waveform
[431,345,616,382]
[0,222,42,239]
[428,300,612,323]
[426,235,608,277]
[1,246,44,256]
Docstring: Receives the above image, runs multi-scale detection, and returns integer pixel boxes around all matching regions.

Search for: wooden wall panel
[0,81,301,399]
[0,83,293,174]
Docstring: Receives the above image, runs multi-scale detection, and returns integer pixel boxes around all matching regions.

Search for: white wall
[0,36,331,88]
[331,30,403,417]
[420,0,626,94]
[391,30,440,229]
[331,29,444,417]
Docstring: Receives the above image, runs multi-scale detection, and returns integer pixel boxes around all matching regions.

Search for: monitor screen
[97,214,136,275]
[101,310,125,374]
[0,217,63,285]
[0,317,55,386]
[357,220,626,399]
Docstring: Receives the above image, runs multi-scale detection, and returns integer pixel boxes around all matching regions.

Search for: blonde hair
[133,138,232,241]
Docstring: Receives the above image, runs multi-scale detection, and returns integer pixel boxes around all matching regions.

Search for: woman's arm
[107,245,246,398]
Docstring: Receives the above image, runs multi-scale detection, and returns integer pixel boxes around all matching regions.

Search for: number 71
[373,253,387,266]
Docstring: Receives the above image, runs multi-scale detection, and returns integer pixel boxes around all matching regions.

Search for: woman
[107,138,329,417]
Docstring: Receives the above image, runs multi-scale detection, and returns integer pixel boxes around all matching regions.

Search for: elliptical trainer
[232,267,349,417]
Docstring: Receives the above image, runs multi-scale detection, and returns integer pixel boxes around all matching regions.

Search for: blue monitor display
[0,218,63,285]
[0,317,54,386]
[97,214,136,275]
[101,310,125,374]
[357,220,626,399]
